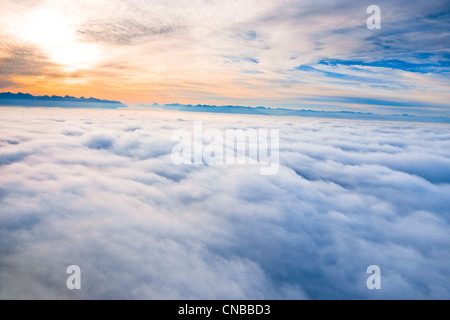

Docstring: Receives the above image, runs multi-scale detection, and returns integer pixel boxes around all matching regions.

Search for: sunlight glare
[21,9,99,71]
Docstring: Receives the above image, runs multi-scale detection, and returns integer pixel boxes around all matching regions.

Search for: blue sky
[0,0,449,115]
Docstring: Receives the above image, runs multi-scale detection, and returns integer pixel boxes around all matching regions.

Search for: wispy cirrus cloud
[0,0,448,113]
[78,17,187,46]
[0,42,56,76]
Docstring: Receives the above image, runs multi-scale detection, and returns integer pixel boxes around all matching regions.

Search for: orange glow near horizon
[0,0,449,114]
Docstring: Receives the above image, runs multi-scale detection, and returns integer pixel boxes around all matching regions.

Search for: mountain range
[139,103,450,124]
[0,92,125,109]
[2,92,449,124]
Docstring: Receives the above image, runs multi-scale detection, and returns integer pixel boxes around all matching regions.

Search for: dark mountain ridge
[0,92,124,105]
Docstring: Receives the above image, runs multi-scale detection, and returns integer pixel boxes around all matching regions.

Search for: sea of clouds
[0,106,449,299]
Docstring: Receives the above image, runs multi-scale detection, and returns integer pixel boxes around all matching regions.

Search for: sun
[20,9,99,72]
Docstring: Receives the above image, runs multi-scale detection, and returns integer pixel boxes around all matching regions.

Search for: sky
[0,0,449,115]
[0,107,449,299]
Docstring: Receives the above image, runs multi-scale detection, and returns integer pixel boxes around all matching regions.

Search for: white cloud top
[0,107,449,299]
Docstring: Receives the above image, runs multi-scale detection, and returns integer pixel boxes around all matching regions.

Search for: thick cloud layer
[0,107,449,299]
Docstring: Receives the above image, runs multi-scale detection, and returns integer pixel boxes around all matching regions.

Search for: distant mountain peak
[0,92,126,109]
[0,92,124,105]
